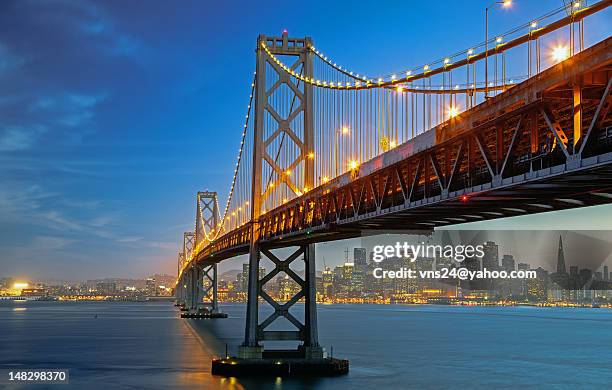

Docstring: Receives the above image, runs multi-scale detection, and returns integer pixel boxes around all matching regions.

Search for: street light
[551,45,570,63]
[485,0,512,99]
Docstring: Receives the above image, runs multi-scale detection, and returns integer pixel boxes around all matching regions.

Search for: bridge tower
[181,191,227,318]
[181,232,195,311]
[239,32,321,359]
[175,252,185,307]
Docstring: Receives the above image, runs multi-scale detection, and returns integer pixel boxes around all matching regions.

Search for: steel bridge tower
[178,192,226,318]
[239,32,322,359]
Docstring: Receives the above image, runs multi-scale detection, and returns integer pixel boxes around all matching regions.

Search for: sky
[0,0,611,281]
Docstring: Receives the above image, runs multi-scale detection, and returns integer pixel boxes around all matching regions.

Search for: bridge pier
[214,242,346,376]
[182,263,227,319]
[238,243,322,358]
[174,279,185,308]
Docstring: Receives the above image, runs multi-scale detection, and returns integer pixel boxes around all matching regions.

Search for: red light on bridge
[461,195,469,202]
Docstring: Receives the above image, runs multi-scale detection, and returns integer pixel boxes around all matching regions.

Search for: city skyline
[5,234,612,306]
[5,230,612,286]
[1,1,611,280]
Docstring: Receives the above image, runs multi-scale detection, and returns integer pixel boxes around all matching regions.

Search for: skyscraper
[501,254,516,272]
[354,248,367,266]
[482,241,499,270]
[556,236,567,274]
[353,248,367,294]
[322,267,333,298]
[145,278,156,296]
[604,265,609,281]
[240,263,266,293]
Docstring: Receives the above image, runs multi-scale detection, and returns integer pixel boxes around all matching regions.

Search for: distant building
[570,266,578,277]
[353,248,367,266]
[557,236,567,274]
[97,282,117,295]
[517,263,530,271]
[482,241,499,270]
[501,255,515,272]
[238,263,266,294]
[20,288,47,297]
[277,275,299,300]
[322,267,333,298]
[527,267,548,302]
[145,278,156,296]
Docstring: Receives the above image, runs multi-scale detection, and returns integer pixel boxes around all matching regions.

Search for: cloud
[0,91,106,153]
[0,183,112,237]
[32,236,75,250]
[0,185,57,216]
[40,210,84,231]
[77,7,143,58]
[146,241,177,251]
[0,43,25,74]
[0,125,46,152]
[31,92,106,129]
[89,216,114,228]
[116,236,144,243]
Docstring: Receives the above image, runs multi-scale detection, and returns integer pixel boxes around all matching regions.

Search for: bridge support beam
[188,266,197,311]
[238,243,322,359]
[182,263,227,319]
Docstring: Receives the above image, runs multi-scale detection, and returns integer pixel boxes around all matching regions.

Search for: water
[2,301,612,389]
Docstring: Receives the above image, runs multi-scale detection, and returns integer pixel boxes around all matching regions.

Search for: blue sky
[0,0,610,280]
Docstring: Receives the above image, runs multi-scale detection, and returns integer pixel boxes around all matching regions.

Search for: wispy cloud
[0,125,46,152]
[0,91,106,153]
[32,235,75,250]
[0,43,25,74]
[116,236,144,243]
[77,8,144,58]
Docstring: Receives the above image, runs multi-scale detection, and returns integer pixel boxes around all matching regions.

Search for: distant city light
[13,282,28,289]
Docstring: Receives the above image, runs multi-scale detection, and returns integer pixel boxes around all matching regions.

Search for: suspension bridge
[174,0,612,375]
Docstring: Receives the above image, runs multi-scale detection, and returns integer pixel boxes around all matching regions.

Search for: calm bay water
[1,301,612,389]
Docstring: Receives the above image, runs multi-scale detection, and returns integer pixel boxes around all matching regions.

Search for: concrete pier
[180,309,228,319]
[211,355,349,377]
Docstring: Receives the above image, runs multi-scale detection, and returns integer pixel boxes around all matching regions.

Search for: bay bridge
[174,0,612,375]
